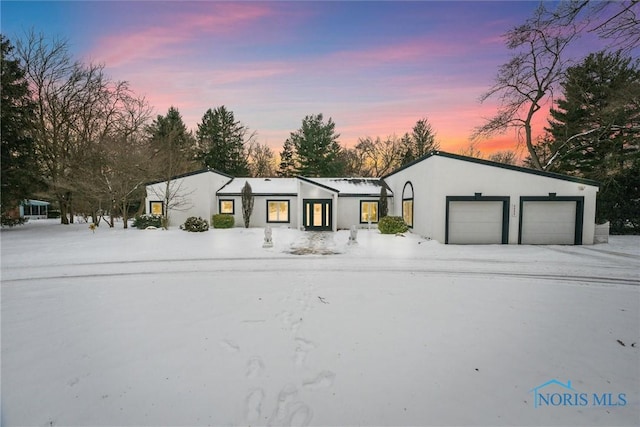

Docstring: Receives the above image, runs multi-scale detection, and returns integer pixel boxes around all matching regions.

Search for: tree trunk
[122,200,129,229]
[68,193,74,224]
[58,195,69,224]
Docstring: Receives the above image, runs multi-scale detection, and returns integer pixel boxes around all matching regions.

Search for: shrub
[181,216,209,232]
[133,214,163,229]
[378,216,408,234]
[1,215,27,227]
[212,214,235,229]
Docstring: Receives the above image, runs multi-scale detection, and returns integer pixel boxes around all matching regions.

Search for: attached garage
[446,196,510,244]
[519,196,584,245]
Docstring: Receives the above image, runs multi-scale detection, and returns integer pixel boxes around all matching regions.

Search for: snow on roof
[217,178,298,195]
[23,199,50,206]
[303,177,391,196]
[217,177,392,196]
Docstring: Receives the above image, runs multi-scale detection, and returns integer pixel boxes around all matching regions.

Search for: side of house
[383,152,599,244]
[216,178,299,229]
[145,169,232,228]
[144,151,600,245]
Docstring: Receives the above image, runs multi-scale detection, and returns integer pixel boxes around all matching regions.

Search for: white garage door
[448,201,504,244]
[521,201,576,245]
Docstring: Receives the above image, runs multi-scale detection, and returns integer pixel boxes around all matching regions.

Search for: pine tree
[1,36,40,218]
[547,50,640,230]
[278,138,296,177]
[289,114,343,177]
[401,118,439,165]
[196,106,250,176]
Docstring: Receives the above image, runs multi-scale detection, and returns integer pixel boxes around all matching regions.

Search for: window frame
[219,199,235,215]
[402,181,414,228]
[359,200,380,224]
[149,200,165,216]
[266,199,290,223]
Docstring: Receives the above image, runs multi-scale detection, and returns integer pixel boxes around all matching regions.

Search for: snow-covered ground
[1,219,638,426]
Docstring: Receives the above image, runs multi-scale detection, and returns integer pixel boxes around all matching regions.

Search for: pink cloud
[88,3,274,67]
[327,37,466,70]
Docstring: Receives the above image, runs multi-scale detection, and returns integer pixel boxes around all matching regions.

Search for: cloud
[88,3,274,67]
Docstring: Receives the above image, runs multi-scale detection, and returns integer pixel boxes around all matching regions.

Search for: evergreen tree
[289,114,343,177]
[1,35,40,217]
[547,50,640,231]
[146,107,197,226]
[147,106,196,176]
[399,133,414,165]
[241,181,254,228]
[196,106,250,176]
[278,138,296,177]
[400,118,440,165]
[379,186,388,218]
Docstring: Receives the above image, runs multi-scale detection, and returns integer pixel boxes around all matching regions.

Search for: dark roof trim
[296,176,339,193]
[146,167,235,186]
[338,193,395,198]
[216,193,298,197]
[382,151,600,187]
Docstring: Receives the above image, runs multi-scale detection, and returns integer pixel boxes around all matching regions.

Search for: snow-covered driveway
[2,220,638,426]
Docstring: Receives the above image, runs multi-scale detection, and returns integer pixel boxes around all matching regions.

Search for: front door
[303,199,332,231]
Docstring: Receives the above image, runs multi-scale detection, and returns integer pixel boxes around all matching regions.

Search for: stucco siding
[384,155,598,244]
[145,171,231,228]
[215,196,299,229]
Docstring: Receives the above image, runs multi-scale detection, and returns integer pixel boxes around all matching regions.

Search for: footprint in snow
[246,357,264,379]
[269,384,298,426]
[245,388,265,423]
[303,371,335,390]
[219,339,240,353]
[294,338,316,367]
[287,402,313,427]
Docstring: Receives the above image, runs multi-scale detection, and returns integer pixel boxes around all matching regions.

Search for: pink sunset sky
[2,1,608,156]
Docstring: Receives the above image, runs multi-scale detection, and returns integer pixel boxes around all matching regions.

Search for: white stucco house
[145,151,600,245]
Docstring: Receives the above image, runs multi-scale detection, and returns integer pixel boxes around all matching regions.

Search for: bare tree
[472,5,582,170]
[458,141,484,159]
[488,150,518,165]
[551,1,640,52]
[16,31,81,223]
[473,1,639,170]
[15,31,152,226]
[247,141,276,177]
[348,136,403,177]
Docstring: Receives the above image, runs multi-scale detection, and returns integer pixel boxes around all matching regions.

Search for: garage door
[520,200,579,245]
[447,200,506,244]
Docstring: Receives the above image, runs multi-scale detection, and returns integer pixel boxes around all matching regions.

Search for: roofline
[382,151,600,187]
[296,176,339,193]
[145,167,235,186]
[216,193,298,197]
[338,193,394,198]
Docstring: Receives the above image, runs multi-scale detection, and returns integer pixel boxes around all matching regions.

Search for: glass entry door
[303,199,332,231]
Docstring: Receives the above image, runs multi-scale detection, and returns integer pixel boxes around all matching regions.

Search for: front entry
[303,199,332,231]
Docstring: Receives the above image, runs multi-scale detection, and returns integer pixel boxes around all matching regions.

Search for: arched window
[402,181,414,228]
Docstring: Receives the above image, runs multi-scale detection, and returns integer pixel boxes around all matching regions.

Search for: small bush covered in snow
[133,214,163,229]
[180,216,209,232]
[378,216,408,234]
[212,214,235,229]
